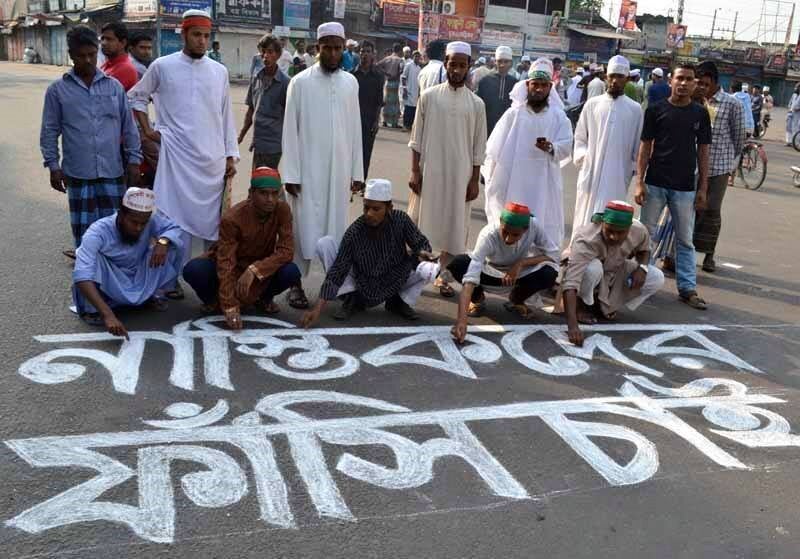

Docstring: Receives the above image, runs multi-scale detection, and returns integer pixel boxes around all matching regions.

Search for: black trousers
[448,254,558,304]
[361,120,378,179]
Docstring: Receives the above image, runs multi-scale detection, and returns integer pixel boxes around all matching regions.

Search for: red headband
[182,16,212,30]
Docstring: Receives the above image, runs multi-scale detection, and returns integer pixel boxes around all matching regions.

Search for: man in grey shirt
[239,34,289,170]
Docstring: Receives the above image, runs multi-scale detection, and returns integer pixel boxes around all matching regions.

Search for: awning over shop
[567,24,636,41]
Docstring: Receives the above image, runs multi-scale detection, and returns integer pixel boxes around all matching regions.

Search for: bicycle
[756,113,771,138]
[737,139,768,190]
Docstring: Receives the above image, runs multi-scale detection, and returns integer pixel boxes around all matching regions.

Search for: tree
[570,0,604,13]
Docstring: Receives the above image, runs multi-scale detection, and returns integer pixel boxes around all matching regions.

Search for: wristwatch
[157,237,170,247]
[638,264,648,274]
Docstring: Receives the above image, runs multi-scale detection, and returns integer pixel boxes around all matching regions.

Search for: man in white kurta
[572,55,643,240]
[483,59,573,247]
[280,21,363,306]
[586,65,606,99]
[129,10,239,273]
[408,41,487,296]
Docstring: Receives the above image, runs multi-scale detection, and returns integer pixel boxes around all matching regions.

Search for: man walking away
[750,85,764,138]
[354,40,385,177]
[692,61,745,273]
[401,50,422,130]
[646,68,669,106]
[377,43,405,128]
[408,41,487,298]
[733,84,754,135]
[42,25,141,259]
[100,22,138,91]
[636,63,711,310]
[418,40,446,94]
[238,34,289,171]
[476,45,518,136]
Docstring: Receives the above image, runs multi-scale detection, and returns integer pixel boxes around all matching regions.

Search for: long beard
[320,59,341,73]
[186,50,205,60]
[447,73,466,87]
[527,95,549,111]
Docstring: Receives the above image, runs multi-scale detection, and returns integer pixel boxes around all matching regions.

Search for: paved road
[1,62,799,558]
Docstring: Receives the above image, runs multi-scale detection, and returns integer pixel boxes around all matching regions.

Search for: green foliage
[570,0,604,13]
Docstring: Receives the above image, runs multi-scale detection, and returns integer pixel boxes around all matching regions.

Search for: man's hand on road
[103,312,129,340]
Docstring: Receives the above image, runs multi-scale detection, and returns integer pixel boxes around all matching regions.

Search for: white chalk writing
[18,320,762,395]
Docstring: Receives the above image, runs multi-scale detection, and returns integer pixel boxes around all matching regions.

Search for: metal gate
[49,25,68,66]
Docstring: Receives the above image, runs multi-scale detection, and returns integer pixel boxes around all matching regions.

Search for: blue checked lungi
[67,176,124,247]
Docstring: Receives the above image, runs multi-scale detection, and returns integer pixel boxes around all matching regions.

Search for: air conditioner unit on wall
[442,0,456,16]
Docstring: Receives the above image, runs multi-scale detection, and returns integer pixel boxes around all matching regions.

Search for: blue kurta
[73,212,184,314]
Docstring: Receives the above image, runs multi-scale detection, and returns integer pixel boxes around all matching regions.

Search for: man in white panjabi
[586,64,606,99]
[408,41,487,298]
[483,58,573,248]
[281,21,364,309]
[129,9,238,297]
[572,54,643,240]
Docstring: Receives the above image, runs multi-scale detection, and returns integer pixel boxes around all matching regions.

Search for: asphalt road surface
[1,62,799,559]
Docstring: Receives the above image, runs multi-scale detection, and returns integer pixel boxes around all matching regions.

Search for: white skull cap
[122,187,156,213]
[364,178,392,202]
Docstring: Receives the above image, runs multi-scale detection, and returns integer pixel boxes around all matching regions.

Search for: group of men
[43,12,744,349]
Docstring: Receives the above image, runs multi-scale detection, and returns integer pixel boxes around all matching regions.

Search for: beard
[609,87,624,98]
[186,50,205,60]
[527,94,549,111]
[447,72,466,87]
[320,58,341,73]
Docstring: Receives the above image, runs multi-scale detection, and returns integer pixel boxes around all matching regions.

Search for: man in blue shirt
[646,67,670,105]
[40,25,142,258]
[73,188,184,334]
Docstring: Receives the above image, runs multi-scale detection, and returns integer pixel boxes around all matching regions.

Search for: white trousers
[578,259,665,311]
[316,236,440,306]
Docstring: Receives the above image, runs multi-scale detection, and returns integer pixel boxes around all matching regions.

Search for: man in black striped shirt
[301,179,439,326]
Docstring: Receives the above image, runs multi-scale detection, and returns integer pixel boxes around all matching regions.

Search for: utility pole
[731,11,738,46]
[677,0,685,24]
[710,9,718,40]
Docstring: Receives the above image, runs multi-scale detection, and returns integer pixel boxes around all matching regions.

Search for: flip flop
[434,279,456,298]
[680,291,708,310]
[165,284,184,300]
[287,286,310,309]
[503,301,534,319]
[467,301,485,317]
[62,248,76,260]
[80,312,104,327]
[577,312,598,325]
[256,300,281,315]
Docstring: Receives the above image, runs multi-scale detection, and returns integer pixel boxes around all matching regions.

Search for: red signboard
[383,1,419,28]
[439,14,483,43]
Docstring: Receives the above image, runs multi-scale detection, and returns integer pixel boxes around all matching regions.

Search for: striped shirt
[320,210,432,306]
[708,88,746,177]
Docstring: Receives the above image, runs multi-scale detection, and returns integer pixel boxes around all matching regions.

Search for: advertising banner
[334,0,346,19]
[617,0,637,31]
[284,0,310,29]
[481,28,524,51]
[161,0,210,16]
[666,23,687,50]
[224,0,270,20]
[383,1,419,28]
[124,0,157,18]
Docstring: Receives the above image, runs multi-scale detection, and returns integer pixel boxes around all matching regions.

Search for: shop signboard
[383,1,418,28]
[284,0,310,29]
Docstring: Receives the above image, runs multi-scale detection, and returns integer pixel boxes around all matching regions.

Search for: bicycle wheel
[757,121,768,138]
[739,146,766,190]
[793,130,800,152]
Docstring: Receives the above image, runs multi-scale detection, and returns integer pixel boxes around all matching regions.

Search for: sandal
[679,291,708,310]
[576,311,597,325]
[287,286,310,309]
[434,278,456,298]
[601,311,617,321]
[80,312,104,326]
[145,297,169,312]
[256,300,281,315]
[165,283,185,300]
[503,301,534,319]
[467,301,485,317]
[62,248,77,260]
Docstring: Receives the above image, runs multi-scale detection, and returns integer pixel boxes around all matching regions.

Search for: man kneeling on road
[562,200,664,347]
[183,167,300,330]
[450,202,560,344]
[73,187,184,337]
[301,179,439,327]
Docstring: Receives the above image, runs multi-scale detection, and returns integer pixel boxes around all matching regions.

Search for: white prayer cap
[182,8,211,19]
[403,45,411,53]
[652,67,664,77]
[520,54,531,62]
[528,57,553,80]
[741,83,749,91]
[122,187,155,213]
[317,22,345,40]
[446,41,471,57]
[607,54,630,76]
[630,68,641,77]
[589,62,598,71]
[477,56,486,64]
[364,179,392,202]
[576,67,585,75]
[763,86,770,92]
[495,46,513,61]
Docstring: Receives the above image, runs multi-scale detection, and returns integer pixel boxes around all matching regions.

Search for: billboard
[419,10,482,50]
[666,23,687,50]
[124,0,156,18]
[224,0,270,20]
[160,0,210,16]
[481,28,524,51]
[383,1,419,28]
[284,0,310,29]
[617,0,637,31]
